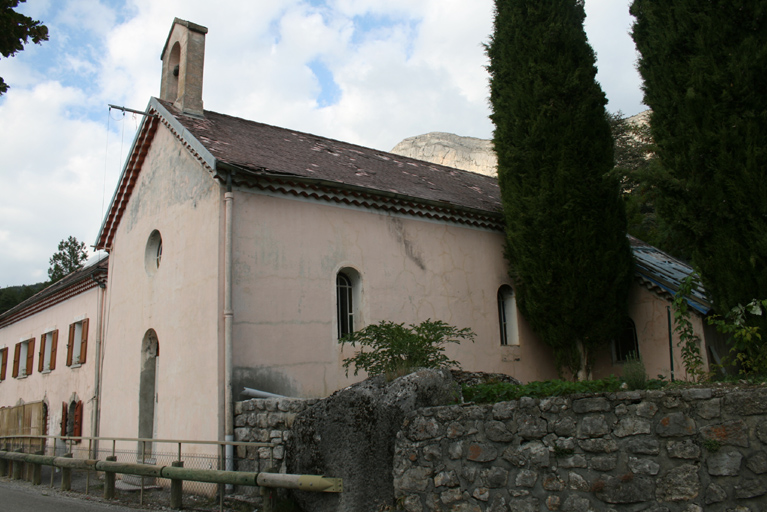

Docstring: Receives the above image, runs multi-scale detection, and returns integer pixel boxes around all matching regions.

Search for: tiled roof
[629,236,710,314]
[158,100,502,215]
[0,256,108,328]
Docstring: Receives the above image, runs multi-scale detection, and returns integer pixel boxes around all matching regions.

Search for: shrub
[622,353,648,390]
[462,376,622,404]
[339,319,475,378]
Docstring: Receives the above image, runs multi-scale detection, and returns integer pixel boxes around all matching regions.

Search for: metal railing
[0,435,340,511]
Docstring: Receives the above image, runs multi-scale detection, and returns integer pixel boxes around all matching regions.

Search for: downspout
[224,173,234,482]
[91,273,106,458]
[666,306,675,382]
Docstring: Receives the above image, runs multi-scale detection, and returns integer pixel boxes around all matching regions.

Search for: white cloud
[0,0,645,286]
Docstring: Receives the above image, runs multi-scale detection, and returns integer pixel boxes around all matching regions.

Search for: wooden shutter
[12,343,20,378]
[61,402,68,437]
[26,338,35,376]
[0,348,7,380]
[79,319,89,364]
[73,401,83,437]
[50,330,59,370]
[66,323,75,366]
[38,334,46,373]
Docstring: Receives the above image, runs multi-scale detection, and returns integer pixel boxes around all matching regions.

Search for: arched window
[613,318,639,363]
[337,273,354,339]
[497,285,519,346]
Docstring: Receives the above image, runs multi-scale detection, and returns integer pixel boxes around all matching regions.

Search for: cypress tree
[488,0,633,378]
[630,1,767,314]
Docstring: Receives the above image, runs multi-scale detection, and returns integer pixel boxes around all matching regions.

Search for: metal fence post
[104,455,117,500]
[61,452,73,491]
[170,460,184,509]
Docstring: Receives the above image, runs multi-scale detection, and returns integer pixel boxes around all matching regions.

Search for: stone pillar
[104,456,117,500]
[61,453,73,491]
[170,460,184,509]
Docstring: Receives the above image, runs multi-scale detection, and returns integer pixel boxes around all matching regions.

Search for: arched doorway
[138,329,159,459]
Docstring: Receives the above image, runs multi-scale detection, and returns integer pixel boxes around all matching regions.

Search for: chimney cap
[160,18,208,61]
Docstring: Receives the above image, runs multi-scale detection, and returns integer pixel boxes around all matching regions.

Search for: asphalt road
[0,478,143,512]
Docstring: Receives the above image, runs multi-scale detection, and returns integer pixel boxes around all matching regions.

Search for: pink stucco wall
[99,126,223,449]
[230,189,558,398]
[0,285,102,439]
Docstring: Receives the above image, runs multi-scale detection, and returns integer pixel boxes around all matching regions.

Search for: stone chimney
[160,18,208,117]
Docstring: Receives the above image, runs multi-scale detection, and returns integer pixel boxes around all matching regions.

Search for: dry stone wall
[394,387,767,512]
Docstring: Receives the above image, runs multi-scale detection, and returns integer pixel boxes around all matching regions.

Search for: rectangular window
[0,347,7,381]
[67,319,89,366]
[13,338,35,378]
[38,329,59,373]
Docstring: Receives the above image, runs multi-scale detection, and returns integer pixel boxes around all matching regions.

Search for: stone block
[578,437,618,453]
[626,437,660,455]
[502,441,550,467]
[655,464,700,502]
[562,495,591,512]
[423,444,441,461]
[681,388,712,400]
[462,466,478,483]
[434,470,459,488]
[446,422,464,438]
[396,467,433,492]
[485,420,515,442]
[656,412,696,437]
[746,451,767,474]
[568,471,590,491]
[480,467,508,488]
[699,420,749,447]
[234,402,243,415]
[553,416,577,437]
[628,457,660,475]
[614,417,652,437]
[508,496,539,512]
[704,482,727,504]
[467,443,498,462]
[572,397,611,414]
[734,478,767,499]
[595,475,654,504]
[488,495,507,512]
[402,495,423,512]
[471,487,489,501]
[758,419,767,443]
[517,413,547,439]
[558,454,587,468]
[724,388,767,416]
[590,455,618,472]
[577,415,610,438]
[707,449,743,476]
[542,472,566,491]
[695,398,721,420]
[636,401,659,418]
[492,401,516,420]
[666,439,701,459]
[515,469,538,487]
[408,417,442,441]
[545,495,561,510]
[615,391,642,401]
[439,488,462,504]
[448,442,463,460]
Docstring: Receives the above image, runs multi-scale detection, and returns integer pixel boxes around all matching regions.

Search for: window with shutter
[67,323,75,366]
[79,319,88,364]
[50,330,58,370]
[0,348,7,381]
[12,343,20,378]
[38,335,46,373]
[73,401,83,437]
[60,401,68,437]
[25,338,35,376]
[39,330,59,372]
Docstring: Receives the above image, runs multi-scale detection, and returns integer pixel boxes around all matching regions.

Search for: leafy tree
[0,0,48,95]
[631,1,767,315]
[488,0,633,379]
[339,319,475,378]
[48,236,88,283]
[0,282,46,315]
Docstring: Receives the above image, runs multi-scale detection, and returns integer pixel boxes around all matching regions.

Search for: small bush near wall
[393,387,767,512]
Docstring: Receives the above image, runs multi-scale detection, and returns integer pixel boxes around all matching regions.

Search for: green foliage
[462,376,623,404]
[622,353,648,391]
[707,299,767,375]
[0,0,49,95]
[48,236,88,283]
[702,438,722,453]
[487,0,633,378]
[631,1,767,316]
[339,319,475,378]
[0,282,47,315]
[672,274,707,382]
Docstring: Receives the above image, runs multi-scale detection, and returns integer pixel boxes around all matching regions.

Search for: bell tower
[160,18,208,117]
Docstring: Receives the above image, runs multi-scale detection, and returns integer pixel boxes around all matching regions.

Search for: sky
[0,0,645,287]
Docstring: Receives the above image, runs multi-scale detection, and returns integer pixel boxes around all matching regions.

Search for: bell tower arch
[160,18,208,117]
